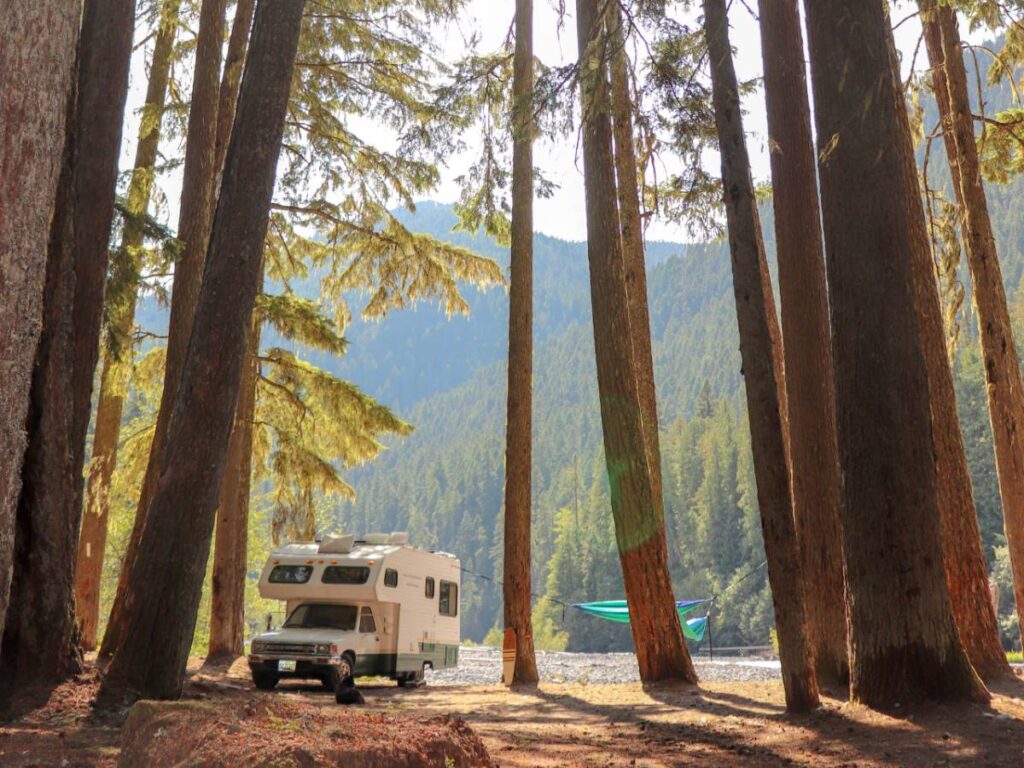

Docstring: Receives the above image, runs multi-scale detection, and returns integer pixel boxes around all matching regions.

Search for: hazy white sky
[119,1,942,244]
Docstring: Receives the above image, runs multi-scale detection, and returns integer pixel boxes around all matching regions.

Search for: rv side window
[425,577,435,599]
[439,580,458,617]
[268,565,312,584]
[384,568,398,588]
[359,607,376,633]
[322,566,370,584]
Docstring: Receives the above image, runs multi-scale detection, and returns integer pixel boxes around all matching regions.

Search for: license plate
[278,660,296,672]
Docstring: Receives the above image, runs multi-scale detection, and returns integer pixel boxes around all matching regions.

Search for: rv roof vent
[363,533,389,545]
[388,532,409,545]
[319,534,355,554]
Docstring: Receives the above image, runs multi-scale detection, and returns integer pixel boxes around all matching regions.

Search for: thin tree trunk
[803,0,986,708]
[207,318,261,661]
[704,0,818,713]
[574,0,696,684]
[103,0,227,660]
[214,0,256,191]
[502,0,539,686]
[1,0,136,702]
[606,4,663,509]
[0,0,80,656]
[924,0,1024,659]
[98,0,305,702]
[757,0,847,686]
[79,0,181,654]
[75,359,127,651]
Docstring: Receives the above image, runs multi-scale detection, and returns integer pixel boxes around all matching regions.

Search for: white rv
[247,533,460,691]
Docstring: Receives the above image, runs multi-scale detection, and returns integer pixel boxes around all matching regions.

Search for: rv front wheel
[324,654,353,691]
[252,671,279,691]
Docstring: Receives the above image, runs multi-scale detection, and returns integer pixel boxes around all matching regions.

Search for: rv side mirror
[265,613,273,631]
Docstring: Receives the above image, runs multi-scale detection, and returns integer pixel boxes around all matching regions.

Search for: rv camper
[247,533,460,691]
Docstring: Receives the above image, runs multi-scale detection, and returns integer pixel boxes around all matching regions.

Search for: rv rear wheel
[252,671,279,691]
[398,663,426,688]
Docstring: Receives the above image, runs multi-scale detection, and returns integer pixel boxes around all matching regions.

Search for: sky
[119,0,949,245]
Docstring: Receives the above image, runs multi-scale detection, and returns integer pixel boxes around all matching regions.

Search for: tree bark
[1,0,136,698]
[575,0,696,684]
[502,0,539,687]
[923,0,1024,661]
[98,0,305,702]
[0,0,80,658]
[804,0,987,708]
[205,0,259,663]
[207,318,261,661]
[606,4,664,510]
[214,0,256,192]
[704,0,818,713]
[79,0,181,654]
[757,0,848,686]
[103,0,227,660]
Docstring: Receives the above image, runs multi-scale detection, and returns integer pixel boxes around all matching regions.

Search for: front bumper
[248,654,342,679]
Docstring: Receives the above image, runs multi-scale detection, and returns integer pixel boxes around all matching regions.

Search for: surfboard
[502,628,516,685]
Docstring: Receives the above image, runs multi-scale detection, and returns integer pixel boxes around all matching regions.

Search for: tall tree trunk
[214,0,256,191]
[98,0,305,702]
[574,0,696,684]
[205,0,259,664]
[502,0,539,687]
[1,0,136,703]
[704,0,818,713]
[803,0,986,708]
[207,318,261,660]
[606,4,663,510]
[102,0,227,660]
[923,0,1024,659]
[885,10,1008,683]
[0,0,80,657]
[79,0,181,653]
[757,0,848,686]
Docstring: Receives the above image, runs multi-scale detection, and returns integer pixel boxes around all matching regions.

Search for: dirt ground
[2,658,1024,766]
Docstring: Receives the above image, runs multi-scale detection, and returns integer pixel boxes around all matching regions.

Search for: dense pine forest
[6,0,1024,764]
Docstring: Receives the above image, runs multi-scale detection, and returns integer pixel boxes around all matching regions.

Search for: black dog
[335,675,365,705]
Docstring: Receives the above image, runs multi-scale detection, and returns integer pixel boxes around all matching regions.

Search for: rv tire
[252,671,279,691]
[324,654,353,692]
[398,663,427,688]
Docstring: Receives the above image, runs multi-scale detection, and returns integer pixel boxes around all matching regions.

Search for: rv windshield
[283,603,358,630]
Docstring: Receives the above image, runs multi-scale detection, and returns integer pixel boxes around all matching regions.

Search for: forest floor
[2,655,1024,766]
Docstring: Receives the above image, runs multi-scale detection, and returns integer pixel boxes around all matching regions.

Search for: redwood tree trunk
[207,320,261,660]
[214,0,256,191]
[502,0,539,687]
[0,0,80,656]
[924,1,1024,658]
[607,4,664,509]
[103,0,227,660]
[79,0,181,653]
[704,0,818,713]
[1,0,136,702]
[205,0,260,663]
[575,0,696,684]
[99,0,305,702]
[888,6,1008,684]
[757,0,847,686]
[804,0,986,708]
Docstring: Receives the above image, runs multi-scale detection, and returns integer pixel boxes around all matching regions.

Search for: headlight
[251,641,265,653]
[315,643,330,654]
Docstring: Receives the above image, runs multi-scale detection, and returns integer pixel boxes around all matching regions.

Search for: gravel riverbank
[425,646,782,686]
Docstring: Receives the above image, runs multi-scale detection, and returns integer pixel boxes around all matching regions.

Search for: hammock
[573,599,710,642]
